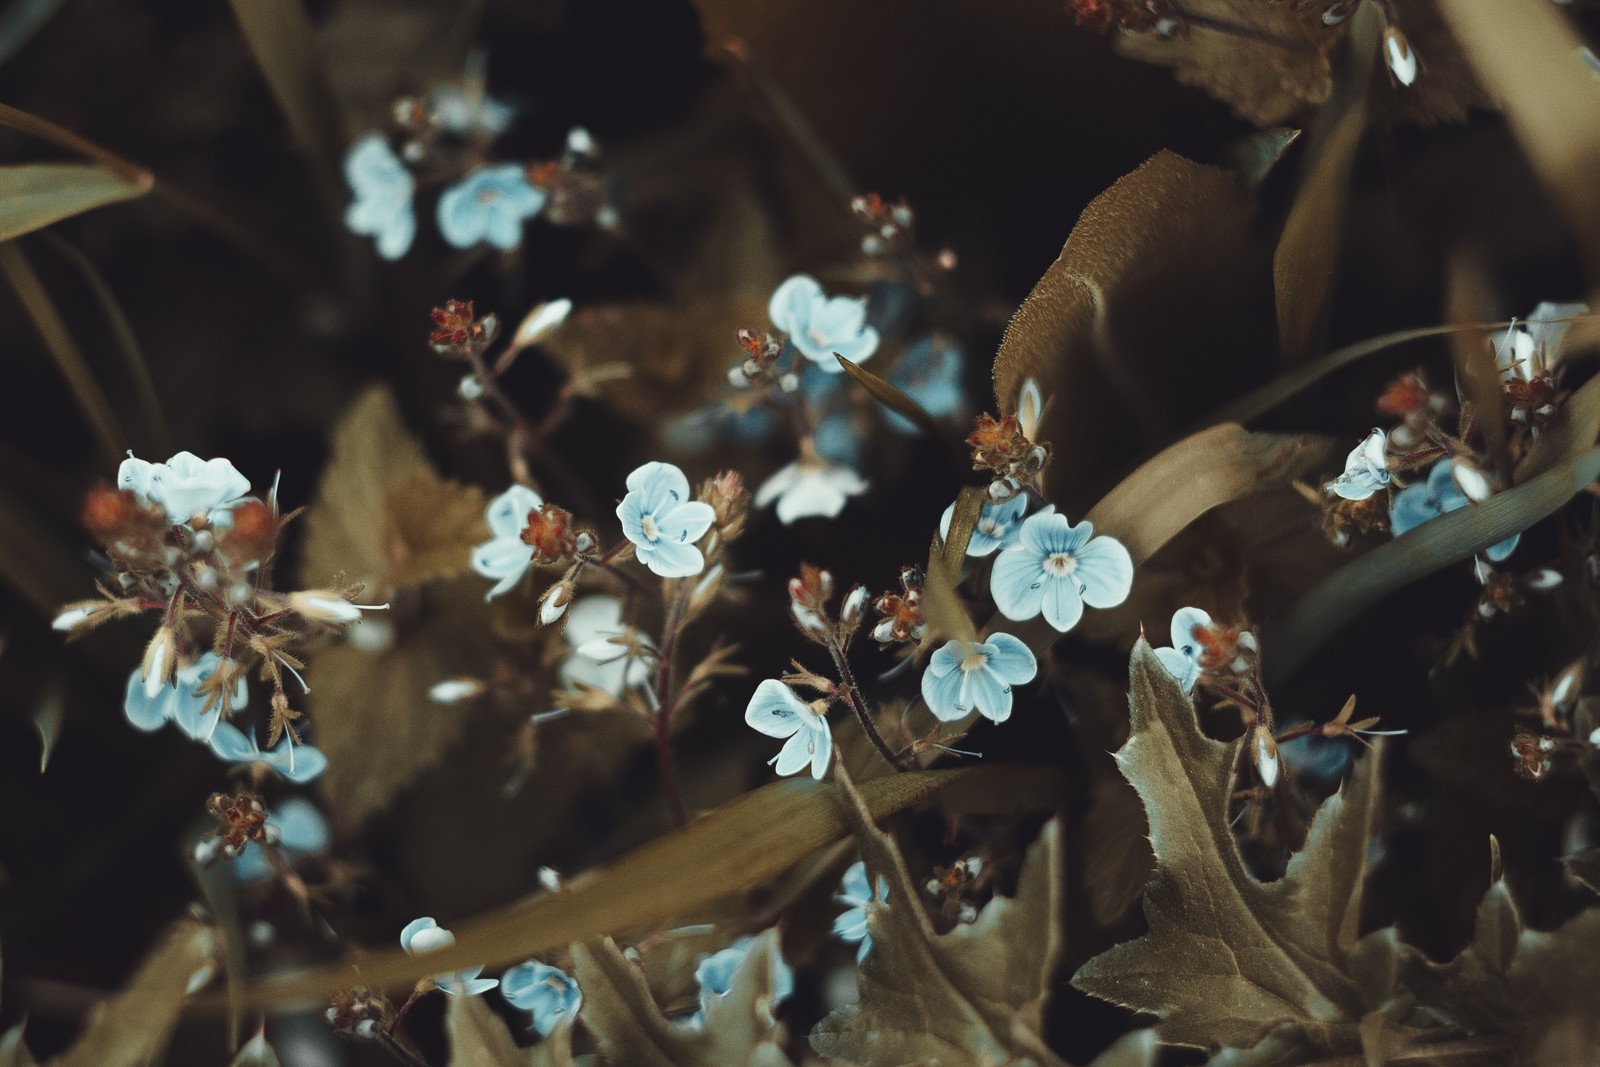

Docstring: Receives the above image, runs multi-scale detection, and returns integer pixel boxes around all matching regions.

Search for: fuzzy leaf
[572,930,792,1067]
[1071,642,1383,1052]
[46,922,216,1067]
[0,163,148,243]
[447,993,574,1067]
[812,771,1067,1066]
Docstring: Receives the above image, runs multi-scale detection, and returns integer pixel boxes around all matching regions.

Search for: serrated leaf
[1071,642,1383,1052]
[447,993,574,1067]
[1397,874,1520,1033]
[572,931,792,1067]
[235,765,1065,1007]
[47,922,215,1067]
[0,163,149,242]
[812,771,1067,1066]
[383,471,490,588]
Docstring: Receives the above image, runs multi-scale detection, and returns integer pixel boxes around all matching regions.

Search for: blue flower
[690,933,793,1027]
[123,652,327,783]
[616,462,716,578]
[920,633,1038,724]
[1389,460,1518,562]
[427,88,516,137]
[884,334,965,434]
[117,451,251,527]
[1324,429,1391,501]
[813,410,863,469]
[470,484,543,601]
[400,918,499,997]
[939,495,1028,557]
[833,862,889,963]
[744,679,832,779]
[437,165,546,251]
[501,960,581,1035]
[768,274,879,371]
[990,512,1134,632]
[343,133,416,260]
[231,797,329,884]
[1153,606,1213,694]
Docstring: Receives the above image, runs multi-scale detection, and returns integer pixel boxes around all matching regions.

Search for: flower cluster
[966,411,1049,502]
[1151,606,1258,694]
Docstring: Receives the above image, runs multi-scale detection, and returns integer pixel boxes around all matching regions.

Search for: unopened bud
[290,592,390,624]
[1384,26,1417,86]
[513,298,573,348]
[1252,725,1280,789]
[792,602,830,641]
[540,582,573,626]
[429,678,486,704]
[52,603,102,632]
[142,628,176,699]
[458,375,485,401]
[841,585,868,628]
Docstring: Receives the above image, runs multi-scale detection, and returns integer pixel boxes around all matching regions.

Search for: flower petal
[768,274,822,335]
[990,545,1047,621]
[1169,606,1212,654]
[982,632,1037,685]
[921,661,969,722]
[772,729,817,776]
[661,500,715,543]
[1040,576,1086,632]
[808,718,833,779]
[1074,535,1135,608]
[745,678,806,738]
[637,537,704,578]
[1154,646,1200,693]
[486,485,542,539]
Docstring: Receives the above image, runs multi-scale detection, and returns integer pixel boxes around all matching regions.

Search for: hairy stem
[828,636,910,772]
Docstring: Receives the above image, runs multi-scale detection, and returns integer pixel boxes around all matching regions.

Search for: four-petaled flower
[1324,429,1391,501]
[471,485,545,600]
[939,495,1028,557]
[617,462,715,578]
[690,934,794,1028]
[344,133,417,260]
[1389,459,1518,562]
[767,274,879,370]
[744,679,832,780]
[118,451,252,527]
[833,861,889,963]
[990,512,1133,632]
[754,458,867,524]
[559,596,654,696]
[501,960,581,1035]
[437,165,547,251]
[399,918,499,997]
[921,633,1038,723]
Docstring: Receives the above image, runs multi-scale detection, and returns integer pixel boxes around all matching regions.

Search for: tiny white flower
[939,494,1029,557]
[990,511,1134,632]
[755,459,867,524]
[744,679,832,779]
[616,462,716,578]
[118,451,252,526]
[1253,725,1281,789]
[471,484,543,600]
[767,274,879,371]
[540,582,573,625]
[921,633,1037,723]
[399,918,498,997]
[1324,429,1391,501]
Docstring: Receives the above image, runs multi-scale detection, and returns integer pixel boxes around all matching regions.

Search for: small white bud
[458,375,485,401]
[872,617,897,644]
[429,678,485,704]
[142,629,175,699]
[538,866,563,892]
[1384,27,1417,87]
[861,235,885,256]
[291,592,390,624]
[728,365,752,388]
[51,605,100,632]
[841,585,868,627]
[1253,726,1280,789]
[792,603,830,640]
[540,582,573,625]
[513,298,573,348]
[1528,568,1564,591]
[566,126,595,155]
[778,372,800,393]
[1552,664,1582,709]
[574,531,597,555]
[1452,463,1493,503]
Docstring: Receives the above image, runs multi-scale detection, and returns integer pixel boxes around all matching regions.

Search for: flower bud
[290,591,391,624]
[840,585,868,629]
[52,603,102,632]
[1383,26,1417,87]
[142,627,176,699]
[540,581,573,626]
[429,678,486,704]
[513,298,573,348]
[1252,725,1280,789]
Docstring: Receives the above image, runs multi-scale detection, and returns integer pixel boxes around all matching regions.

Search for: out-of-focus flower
[1389,460,1518,562]
[617,462,715,578]
[690,934,794,1028]
[471,485,544,600]
[437,165,547,251]
[768,274,879,370]
[939,495,1028,557]
[744,679,832,780]
[344,133,416,260]
[754,458,867,524]
[427,87,516,137]
[399,918,498,997]
[500,960,581,1035]
[559,596,654,696]
[990,512,1133,632]
[884,334,965,433]
[118,451,251,527]
[833,862,889,963]
[920,633,1037,723]
[1324,429,1391,501]
[232,797,329,884]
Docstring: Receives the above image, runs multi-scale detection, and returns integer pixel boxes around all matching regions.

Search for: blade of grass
[0,163,148,242]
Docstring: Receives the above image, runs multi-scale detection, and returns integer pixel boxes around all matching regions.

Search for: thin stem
[0,101,152,185]
[652,583,693,826]
[827,636,910,772]
[1165,0,1304,48]
[373,1030,430,1067]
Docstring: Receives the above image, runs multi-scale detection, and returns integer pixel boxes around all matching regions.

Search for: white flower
[990,512,1134,632]
[118,451,251,526]
[399,918,498,997]
[1324,429,1391,501]
[920,633,1037,723]
[616,462,715,578]
[767,274,879,370]
[343,133,416,260]
[833,862,888,962]
[744,679,832,779]
[939,495,1028,557]
[755,459,867,524]
[1495,300,1588,382]
[560,596,654,696]
[1153,606,1213,694]
[471,485,542,600]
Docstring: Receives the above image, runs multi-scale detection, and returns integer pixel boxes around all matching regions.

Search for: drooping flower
[399,918,499,997]
[122,652,327,783]
[690,934,794,1028]
[501,960,581,1035]
[744,679,832,780]
[920,633,1038,723]
[767,274,879,370]
[754,458,867,524]
[559,595,654,696]
[437,165,547,251]
[616,462,715,578]
[939,494,1028,557]
[990,512,1133,632]
[470,485,543,600]
[884,334,965,433]
[343,133,416,260]
[1389,459,1518,562]
[231,797,329,884]
[117,451,252,526]
[1324,429,1391,501]
[833,861,889,963]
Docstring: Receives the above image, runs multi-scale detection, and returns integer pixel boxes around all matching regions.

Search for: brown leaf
[812,770,1068,1066]
[1072,641,1384,1053]
[384,470,490,590]
[1447,254,1510,481]
[447,993,574,1067]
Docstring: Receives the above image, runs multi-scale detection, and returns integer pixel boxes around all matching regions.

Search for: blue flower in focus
[833,861,889,963]
[920,633,1038,724]
[501,960,581,1035]
[616,462,716,578]
[344,133,416,260]
[232,797,329,884]
[768,274,879,371]
[123,652,327,783]
[1389,460,1518,562]
[990,512,1134,633]
[884,334,965,434]
[437,165,547,251]
[690,932,793,1028]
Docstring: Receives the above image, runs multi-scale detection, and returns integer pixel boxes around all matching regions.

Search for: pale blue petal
[471,538,534,586]
[1019,511,1090,556]
[1154,646,1200,693]
[625,461,691,512]
[832,906,869,943]
[1169,606,1212,654]
[768,274,823,335]
[838,861,871,905]
[828,326,880,365]
[771,729,816,776]
[1486,534,1520,562]
[969,666,1013,723]
[207,722,258,761]
[272,798,330,853]
[1388,482,1437,537]
[637,538,704,578]
[1074,535,1134,608]
[437,180,487,248]
[921,662,969,722]
[661,500,715,543]
[808,718,833,779]
[745,679,805,738]
[615,494,648,545]
[486,485,543,539]
[1040,575,1085,633]
[990,545,1047,621]
[926,638,964,678]
[484,208,524,251]
[982,632,1037,684]
[375,206,416,260]
[124,668,171,731]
